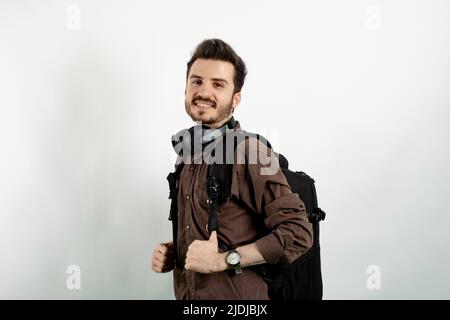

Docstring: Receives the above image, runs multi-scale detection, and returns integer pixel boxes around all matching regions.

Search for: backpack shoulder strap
[167,163,184,220]
[166,162,184,267]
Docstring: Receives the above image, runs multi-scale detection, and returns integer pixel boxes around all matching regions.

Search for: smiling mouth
[194,100,216,108]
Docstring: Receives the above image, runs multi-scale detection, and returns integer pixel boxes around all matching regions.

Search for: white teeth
[195,101,214,107]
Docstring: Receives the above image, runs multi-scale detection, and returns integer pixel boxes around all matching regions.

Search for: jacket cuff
[254,233,284,264]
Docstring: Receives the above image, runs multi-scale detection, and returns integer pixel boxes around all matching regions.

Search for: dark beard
[185,97,234,125]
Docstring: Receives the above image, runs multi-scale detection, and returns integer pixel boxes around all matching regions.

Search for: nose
[195,83,214,100]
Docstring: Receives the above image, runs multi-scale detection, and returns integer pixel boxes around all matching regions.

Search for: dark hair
[186,39,247,94]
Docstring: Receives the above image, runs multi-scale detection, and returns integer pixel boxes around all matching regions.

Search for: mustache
[192,96,216,107]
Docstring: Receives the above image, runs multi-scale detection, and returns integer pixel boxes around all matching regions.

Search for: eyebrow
[189,74,229,85]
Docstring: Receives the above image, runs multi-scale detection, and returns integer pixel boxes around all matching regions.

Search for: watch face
[227,252,240,265]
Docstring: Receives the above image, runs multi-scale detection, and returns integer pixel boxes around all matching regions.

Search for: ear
[232,92,241,109]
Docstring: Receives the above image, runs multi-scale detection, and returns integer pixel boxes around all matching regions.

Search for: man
[151,39,313,300]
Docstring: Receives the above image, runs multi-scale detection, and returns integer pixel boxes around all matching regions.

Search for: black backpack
[167,131,326,300]
[264,152,325,300]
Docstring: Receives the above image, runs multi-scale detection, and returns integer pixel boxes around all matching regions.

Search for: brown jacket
[172,121,313,300]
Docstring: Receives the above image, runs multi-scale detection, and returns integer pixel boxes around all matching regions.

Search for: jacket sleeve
[233,138,313,264]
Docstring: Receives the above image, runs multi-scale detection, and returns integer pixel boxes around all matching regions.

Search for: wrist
[215,252,229,272]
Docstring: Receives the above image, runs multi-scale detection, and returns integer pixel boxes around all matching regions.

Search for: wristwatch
[226,250,242,275]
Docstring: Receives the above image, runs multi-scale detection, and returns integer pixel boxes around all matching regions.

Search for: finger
[152,265,161,272]
[153,253,168,265]
[152,260,163,272]
[157,249,174,260]
[158,252,174,265]
[154,247,173,260]
[163,241,174,249]
[154,261,173,273]
[153,249,166,260]
[153,257,173,273]
[186,254,194,266]
[209,230,218,245]
[153,250,174,267]
[156,244,169,255]
[152,255,165,267]
[153,264,172,273]
[161,242,174,255]
[157,242,174,255]
[152,265,162,273]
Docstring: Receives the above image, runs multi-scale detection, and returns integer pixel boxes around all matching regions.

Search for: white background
[0,0,449,299]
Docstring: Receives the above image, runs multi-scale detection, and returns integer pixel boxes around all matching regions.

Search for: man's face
[185,58,241,128]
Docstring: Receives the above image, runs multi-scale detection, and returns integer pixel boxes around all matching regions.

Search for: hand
[185,231,227,274]
[152,241,175,273]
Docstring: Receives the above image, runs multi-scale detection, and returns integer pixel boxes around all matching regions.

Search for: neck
[203,114,234,129]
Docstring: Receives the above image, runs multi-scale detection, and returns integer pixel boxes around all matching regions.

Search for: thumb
[209,230,218,247]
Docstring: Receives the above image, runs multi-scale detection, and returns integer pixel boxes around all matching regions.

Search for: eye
[192,80,202,85]
[214,82,224,88]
